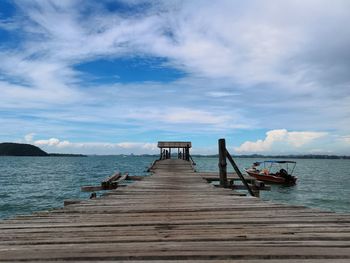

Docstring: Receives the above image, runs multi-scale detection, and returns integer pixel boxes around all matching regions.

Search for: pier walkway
[1,158,350,261]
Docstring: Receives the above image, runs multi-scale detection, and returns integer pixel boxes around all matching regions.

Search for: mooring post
[218,138,228,187]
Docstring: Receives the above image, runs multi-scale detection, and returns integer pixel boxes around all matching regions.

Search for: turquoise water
[0,156,349,219]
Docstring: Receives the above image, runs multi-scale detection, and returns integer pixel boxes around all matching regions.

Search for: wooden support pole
[225,149,256,197]
[218,138,228,188]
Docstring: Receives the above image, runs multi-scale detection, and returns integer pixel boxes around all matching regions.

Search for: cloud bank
[24,134,157,154]
[234,129,328,154]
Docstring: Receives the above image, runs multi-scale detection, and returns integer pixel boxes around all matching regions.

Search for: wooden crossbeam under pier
[1,158,350,262]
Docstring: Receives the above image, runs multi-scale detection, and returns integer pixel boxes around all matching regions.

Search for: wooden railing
[218,138,256,197]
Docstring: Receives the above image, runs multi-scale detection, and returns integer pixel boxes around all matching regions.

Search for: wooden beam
[81,185,103,192]
[81,172,129,192]
[225,149,255,197]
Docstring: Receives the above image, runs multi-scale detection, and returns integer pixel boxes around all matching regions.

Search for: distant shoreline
[47,153,87,157]
[86,154,350,159]
[192,154,350,160]
[1,143,348,159]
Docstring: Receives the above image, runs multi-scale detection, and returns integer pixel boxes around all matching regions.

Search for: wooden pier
[1,158,350,261]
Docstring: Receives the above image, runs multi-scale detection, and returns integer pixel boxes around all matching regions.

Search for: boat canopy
[256,160,296,164]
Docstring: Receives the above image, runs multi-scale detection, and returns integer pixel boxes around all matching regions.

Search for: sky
[0,0,349,155]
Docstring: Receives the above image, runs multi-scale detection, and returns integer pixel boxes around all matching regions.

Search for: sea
[0,155,349,219]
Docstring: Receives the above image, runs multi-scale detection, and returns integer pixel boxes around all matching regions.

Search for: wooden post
[185,147,190,161]
[218,138,228,187]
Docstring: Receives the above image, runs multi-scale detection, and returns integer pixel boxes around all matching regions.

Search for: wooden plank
[81,185,103,192]
[200,172,256,182]
[101,172,121,184]
[125,175,144,181]
[81,172,129,192]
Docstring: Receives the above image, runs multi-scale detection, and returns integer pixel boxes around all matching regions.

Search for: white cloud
[162,108,230,125]
[127,107,232,125]
[117,142,157,151]
[27,135,157,154]
[34,138,70,148]
[206,91,239,98]
[234,129,328,153]
[339,135,350,144]
[287,131,328,147]
[24,133,35,143]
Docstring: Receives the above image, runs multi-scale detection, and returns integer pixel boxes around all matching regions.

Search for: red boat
[245,160,297,185]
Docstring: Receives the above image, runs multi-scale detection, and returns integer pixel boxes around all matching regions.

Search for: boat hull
[246,170,297,185]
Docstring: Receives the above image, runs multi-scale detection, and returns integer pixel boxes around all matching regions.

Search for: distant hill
[0,143,87,157]
[0,143,48,156]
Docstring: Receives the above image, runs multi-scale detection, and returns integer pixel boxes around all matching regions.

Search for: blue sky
[0,0,349,154]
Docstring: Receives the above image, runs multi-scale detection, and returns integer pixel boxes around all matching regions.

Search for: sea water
[0,156,154,219]
[0,156,349,219]
[195,157,350,213]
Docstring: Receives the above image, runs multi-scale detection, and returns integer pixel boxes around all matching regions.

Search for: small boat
[245,160,297,185]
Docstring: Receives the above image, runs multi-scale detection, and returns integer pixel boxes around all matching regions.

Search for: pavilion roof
[157,141,192,148]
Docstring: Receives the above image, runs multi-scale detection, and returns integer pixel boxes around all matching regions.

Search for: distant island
[0,143,48,156]
[0,143,86,157]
